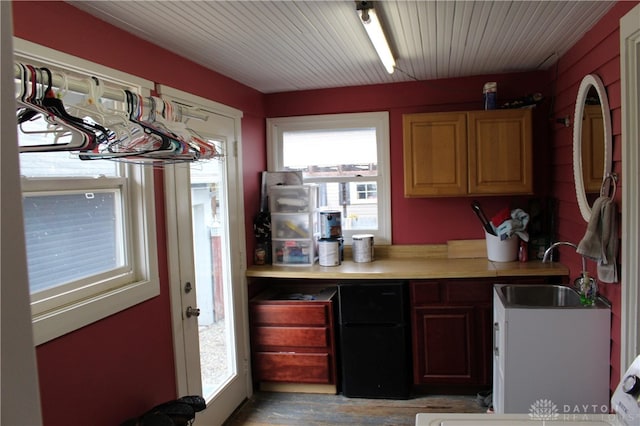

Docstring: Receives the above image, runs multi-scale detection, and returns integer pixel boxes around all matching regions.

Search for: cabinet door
[403,112,468,197]
[476,303,493,385]
[468,109,532,195]
[412,306,478,384]
[582,104,605,193]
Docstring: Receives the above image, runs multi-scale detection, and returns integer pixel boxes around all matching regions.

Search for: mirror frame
[573,74,612,222]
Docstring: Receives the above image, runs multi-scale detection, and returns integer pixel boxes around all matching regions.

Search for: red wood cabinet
[411,279,492,387]
[410,276,565,390]
[249,288,337,387]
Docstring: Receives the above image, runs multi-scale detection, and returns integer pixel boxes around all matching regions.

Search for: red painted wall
[12,2,266,425]
[265,72,552,244]
[265,2,638,393]
[546,1,638,391]
[11,0,637,423]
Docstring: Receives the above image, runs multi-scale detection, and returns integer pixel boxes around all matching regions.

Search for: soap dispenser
[574,271,597,306]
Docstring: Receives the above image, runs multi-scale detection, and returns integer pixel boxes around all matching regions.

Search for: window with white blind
[267,112,391,244]
[14,38,159,345]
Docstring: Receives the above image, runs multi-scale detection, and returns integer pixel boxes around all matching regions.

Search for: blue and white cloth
[496,208,529,242]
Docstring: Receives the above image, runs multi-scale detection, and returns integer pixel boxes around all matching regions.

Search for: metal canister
[318,238,341,266]
[319,210,342,239]
[352,234,374,263]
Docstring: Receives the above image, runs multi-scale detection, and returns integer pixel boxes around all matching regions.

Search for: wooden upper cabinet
[468,109,533,195]
[403,109,533,197]
[403,112,468,197]
[581,105,605,193]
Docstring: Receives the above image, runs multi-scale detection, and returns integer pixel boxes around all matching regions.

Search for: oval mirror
[573,74,612,222]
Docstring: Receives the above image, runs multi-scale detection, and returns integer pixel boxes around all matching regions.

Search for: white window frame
[14,38,159,345]
[351,181,377,204]
[267,112,391,244]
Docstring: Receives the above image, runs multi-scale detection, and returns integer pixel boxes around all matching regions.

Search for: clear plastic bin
[271,214,313,239]
[272,240,317,266]
[269,185,318,213]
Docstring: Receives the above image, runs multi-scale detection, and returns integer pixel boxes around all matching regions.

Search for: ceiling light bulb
[360,8,395,74]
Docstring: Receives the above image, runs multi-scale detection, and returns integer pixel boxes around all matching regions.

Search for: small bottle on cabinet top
[483,82,497,110]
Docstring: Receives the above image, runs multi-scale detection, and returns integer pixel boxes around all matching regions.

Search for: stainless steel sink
[496,284,585,308]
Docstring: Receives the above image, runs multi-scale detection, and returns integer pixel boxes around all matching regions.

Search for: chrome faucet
[542,241,586,272]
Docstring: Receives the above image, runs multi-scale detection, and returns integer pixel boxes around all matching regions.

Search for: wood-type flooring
[223,391,486,426]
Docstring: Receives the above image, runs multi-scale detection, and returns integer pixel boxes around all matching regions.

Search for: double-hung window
[14,39,158,345]
[267,112,391,244]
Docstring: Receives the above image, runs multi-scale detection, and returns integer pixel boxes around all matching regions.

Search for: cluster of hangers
[15,62,222,164]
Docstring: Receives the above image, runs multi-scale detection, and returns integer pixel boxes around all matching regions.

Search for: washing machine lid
[416,414,618,426]
[611,354,640,426]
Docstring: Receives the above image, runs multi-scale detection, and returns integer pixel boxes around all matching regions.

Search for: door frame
[160,86,253,411]
[1,3,43,424]
[620,2,640,373]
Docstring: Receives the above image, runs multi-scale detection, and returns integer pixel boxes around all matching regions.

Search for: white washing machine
[416,355,640,426]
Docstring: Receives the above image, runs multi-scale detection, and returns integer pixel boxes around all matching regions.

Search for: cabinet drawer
[445,280,492,303]
[254,352,331,383]
[411,281,442,304]
[253,326,329,348]
[251,303,329,326]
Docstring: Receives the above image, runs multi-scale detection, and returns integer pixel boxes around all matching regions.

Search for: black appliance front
[338,282,410,399]
[338,281,406,325]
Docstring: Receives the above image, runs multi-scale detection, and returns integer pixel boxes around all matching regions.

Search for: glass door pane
[189,157,236,399]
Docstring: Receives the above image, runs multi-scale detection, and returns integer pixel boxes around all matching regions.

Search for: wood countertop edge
[246,259,569,280]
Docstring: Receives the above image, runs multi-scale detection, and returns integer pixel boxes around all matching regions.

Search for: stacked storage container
[270,185,319,266]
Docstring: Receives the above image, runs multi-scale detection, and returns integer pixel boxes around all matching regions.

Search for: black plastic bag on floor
[121,395,206,426]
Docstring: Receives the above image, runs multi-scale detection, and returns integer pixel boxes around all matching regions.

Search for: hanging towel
[576,196,609,260]
[597,199,618,283]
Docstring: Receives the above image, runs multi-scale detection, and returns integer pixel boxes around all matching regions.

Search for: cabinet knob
[623,375,640,396]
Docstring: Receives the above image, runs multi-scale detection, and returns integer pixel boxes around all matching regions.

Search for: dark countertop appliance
[338,281,410,399]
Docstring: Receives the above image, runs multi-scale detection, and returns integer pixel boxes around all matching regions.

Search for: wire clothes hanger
[17,64,102,152]
[118,92,221,163]
[14,62,220,164]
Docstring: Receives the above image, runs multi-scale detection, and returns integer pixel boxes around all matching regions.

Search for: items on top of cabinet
[482,82,497,110]
[270,185,319,266]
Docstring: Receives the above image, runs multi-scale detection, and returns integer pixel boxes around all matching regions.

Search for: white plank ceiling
[69,1,616,94]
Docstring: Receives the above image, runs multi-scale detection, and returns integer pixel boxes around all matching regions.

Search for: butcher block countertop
[246,242,569,280]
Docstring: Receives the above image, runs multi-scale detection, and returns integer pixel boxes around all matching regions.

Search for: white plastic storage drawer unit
[270,185,319,266]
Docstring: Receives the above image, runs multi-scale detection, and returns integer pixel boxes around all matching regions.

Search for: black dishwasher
[338,281,410,399]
